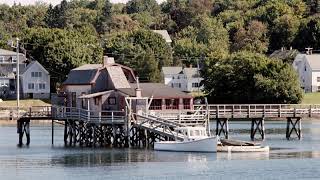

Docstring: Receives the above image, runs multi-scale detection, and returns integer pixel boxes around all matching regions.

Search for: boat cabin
[176,127,208,141]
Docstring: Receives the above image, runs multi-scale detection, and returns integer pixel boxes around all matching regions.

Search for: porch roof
[118,83,193,99]
[78,90,114,99]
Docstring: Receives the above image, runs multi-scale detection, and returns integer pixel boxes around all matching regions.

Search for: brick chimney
[103,56,115,66]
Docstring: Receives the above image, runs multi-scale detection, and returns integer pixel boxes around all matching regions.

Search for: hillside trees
[104,29,173,82]
[22,27,103,89]
[202,51,303,104]
[173,15,229,65]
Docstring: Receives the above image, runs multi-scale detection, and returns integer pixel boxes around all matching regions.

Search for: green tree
[173,16,229,65]
[105,29,173,82]
[96,0,113,33]
[202,51,303,104]
[232,20,269,53]
[294,17,320,50]
[23,27,102,91]
[269,14,300,51]
[125,0,161,16]
[44,0,69,28]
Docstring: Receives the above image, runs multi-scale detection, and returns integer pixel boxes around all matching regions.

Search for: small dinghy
[217,139,269,152]
[154,127,217,153]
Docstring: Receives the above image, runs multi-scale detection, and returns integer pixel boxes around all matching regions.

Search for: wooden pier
[1,104,320,147]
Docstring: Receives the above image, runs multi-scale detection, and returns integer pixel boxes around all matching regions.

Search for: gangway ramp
[134,113,187,141]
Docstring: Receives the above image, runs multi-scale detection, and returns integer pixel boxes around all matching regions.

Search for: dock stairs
[134,112,187,141]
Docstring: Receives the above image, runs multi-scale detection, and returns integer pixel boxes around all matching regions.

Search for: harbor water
[0,120,320,180]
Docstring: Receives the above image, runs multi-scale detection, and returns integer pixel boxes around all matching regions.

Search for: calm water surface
[0,120,320,180]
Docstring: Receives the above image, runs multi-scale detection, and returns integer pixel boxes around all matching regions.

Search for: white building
[20,61,50,99]
[293,53,320,93]
[162,67,203,92]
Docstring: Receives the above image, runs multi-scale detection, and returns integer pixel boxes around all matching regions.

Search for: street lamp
[8,38,20,111]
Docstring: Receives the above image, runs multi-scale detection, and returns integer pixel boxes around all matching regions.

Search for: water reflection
[50,148,214,167]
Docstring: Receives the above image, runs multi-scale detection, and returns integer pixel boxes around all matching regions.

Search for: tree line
[1,0,319,103]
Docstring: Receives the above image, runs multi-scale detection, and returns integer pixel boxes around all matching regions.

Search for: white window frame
[12,56,17,63]
[39,83,45,90]
[0,56,4,63]
[28,83,34,89]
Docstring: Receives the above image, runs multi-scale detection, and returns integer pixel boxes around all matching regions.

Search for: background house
[62,56,193,113]
[0,49,50,99]
[0,49,26,99]
[152,30,172,44]
[293,52,320,92]
[20,61,50,99]
[162,66,203,93]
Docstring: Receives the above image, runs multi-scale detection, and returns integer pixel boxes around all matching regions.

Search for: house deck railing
[52,106,126,123]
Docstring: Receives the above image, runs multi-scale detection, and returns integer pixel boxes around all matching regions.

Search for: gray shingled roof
[119,83,192,98]
[152,30,172,43]
[20,61,49,75]
[305,54,320,70]
[162,67,183,75]
[183,68,200,79]
[63,64,99,85]
[107,66,131,89]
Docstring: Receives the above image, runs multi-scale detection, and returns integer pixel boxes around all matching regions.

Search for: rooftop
[0,49,24,56]
[152,30,172,43]
[305,54,320,70]
[119,83,192,98]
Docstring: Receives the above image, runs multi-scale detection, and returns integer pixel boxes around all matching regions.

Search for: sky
[0,0,165,6]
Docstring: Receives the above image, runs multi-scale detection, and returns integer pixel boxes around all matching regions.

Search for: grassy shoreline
[0,99,50,107]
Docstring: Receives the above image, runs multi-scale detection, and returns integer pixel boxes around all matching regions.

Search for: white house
[152,30,172,44]
[162,66,203,92]
[20,61,50,99]
[293,53,320,93]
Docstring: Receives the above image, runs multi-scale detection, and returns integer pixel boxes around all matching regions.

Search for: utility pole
[9,38,20,112]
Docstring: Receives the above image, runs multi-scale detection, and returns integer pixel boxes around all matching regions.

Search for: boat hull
[217,145,269,152]
[154,137,217,152]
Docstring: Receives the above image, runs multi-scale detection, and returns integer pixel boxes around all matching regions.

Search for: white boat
[217,145,270,152]
[217,139,269,152]
[154,127,217,152]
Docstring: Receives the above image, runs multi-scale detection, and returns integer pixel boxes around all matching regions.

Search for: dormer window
[172,76,175,80]
[0,56,4,63]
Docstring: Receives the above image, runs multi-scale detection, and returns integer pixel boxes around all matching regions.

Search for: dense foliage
[1,0,318,102]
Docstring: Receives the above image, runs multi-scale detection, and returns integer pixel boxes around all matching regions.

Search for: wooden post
[216,106,219,119]
[250,118,265,141]
[286,117,302,140]
[51,119,54,145]
[87,99,90,121]
[231,105,234,118]
[309,105,312,118]
[278,105,281,117]
[216,118,228,139]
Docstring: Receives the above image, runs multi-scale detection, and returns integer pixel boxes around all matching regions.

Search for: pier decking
[1,104,320,147]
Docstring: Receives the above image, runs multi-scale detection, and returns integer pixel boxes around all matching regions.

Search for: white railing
[52,106,126,123]
[193,104,320,118]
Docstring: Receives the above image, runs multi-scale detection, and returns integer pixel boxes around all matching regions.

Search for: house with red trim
[61,56,193,113]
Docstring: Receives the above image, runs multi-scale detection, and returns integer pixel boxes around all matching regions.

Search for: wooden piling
[216,118,229,139]
[286,117,302,140]
[250,118,265,141]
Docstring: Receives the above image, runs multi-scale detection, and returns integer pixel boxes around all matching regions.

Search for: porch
[149,98,193,111]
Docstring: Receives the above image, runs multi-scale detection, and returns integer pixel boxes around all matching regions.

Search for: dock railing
[0,106,52,119]
[193,104,320,118]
